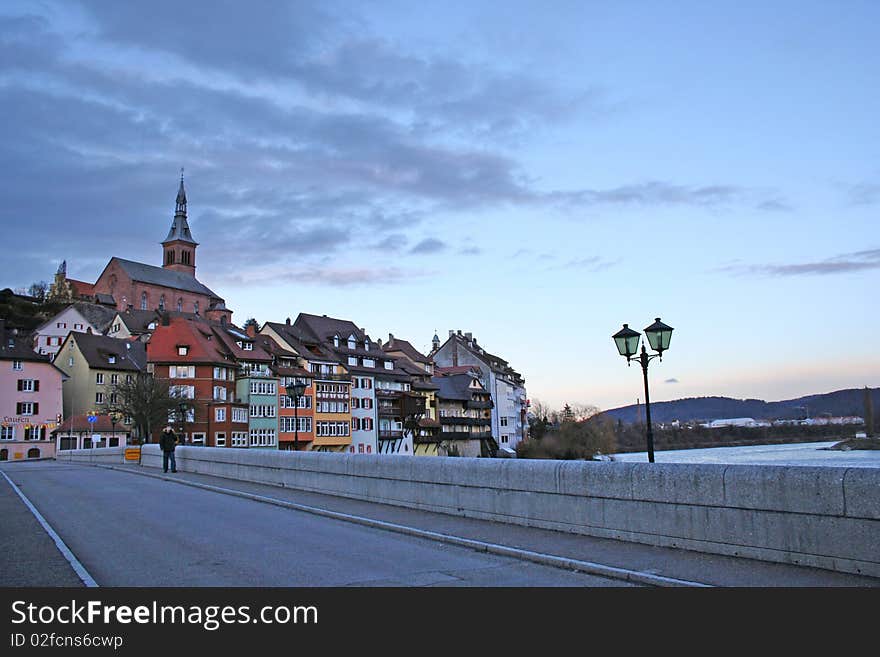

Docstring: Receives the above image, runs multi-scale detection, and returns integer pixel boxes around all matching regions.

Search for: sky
[1,1,878,412]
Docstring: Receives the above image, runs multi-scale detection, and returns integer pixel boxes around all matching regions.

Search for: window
[215,432,226,447]
[251,404,275,417]
[126,375,133,384]
[362,417,373,431]
[191,432,206,445]
[364,359,375,368]
[249,381,276,396]
[249,428,276,447]
[108,355,116,364]
[159,295,165,311]
[96,373,104,385]
[352,417,360,431]
[95,392,104,404]
[194,301,199,315]
[110,374,118,385]
[384,361,393,370]
[170,385,195,399]
[109,393,118,404]
[74,323,83,330]
[169,365,195,378]
[280,417,312,433]
[242,342,252,351]
[213,367,228,380]
[17,379,37,392]
[177,346,189,356]
[365,339,370,351]
[213,386,227,401]
[141,292,147,310]
[333,335,340,347]
[348,337,356,349]
[348,356,358,366]
[1,426,13,440]
[501,417,509,427]
[232,407,248,423]
[57,322,67,329]
[215,408,226,422]
[68,357,74,367]
[177,298,183,312]
[24,426,47,441]
[352,378,359,389]
[231,432,248,447]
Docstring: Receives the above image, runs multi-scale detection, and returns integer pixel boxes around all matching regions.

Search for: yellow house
[55,332,146,424]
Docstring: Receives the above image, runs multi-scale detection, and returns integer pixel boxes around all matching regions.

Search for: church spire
[162,170,198,276]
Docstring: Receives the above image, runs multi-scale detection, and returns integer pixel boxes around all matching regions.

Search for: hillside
[600,387,880,425]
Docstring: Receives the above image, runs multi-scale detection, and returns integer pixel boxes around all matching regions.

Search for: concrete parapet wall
[126,445,880,577]
[56,446,127,464]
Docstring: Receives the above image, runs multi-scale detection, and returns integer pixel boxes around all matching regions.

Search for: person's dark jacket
[159,431,177,453]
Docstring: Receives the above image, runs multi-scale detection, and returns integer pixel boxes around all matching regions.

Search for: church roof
[163,176,197,245]
[111,258,222,300]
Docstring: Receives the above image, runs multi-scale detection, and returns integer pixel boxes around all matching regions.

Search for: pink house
[1,320,65,461]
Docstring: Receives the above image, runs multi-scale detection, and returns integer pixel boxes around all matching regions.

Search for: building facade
[0,320,64,461]
[32,302,117,359]
[54,332,146,426]
[431,330,527,451]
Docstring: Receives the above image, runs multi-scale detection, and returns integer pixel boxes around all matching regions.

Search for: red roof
[52,414,125,434]
[146,316,231,364]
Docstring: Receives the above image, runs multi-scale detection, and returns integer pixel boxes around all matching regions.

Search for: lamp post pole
[286,380,307,452]
[612,318,674,464]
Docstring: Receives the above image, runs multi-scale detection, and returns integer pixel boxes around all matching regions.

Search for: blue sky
[1,1,878,411]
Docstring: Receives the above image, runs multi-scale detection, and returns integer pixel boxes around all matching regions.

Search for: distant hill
[600,388,879,424]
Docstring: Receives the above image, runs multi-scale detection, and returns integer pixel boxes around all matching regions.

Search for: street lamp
[109,411,120,447]
[612,318,674,463]
[285,380,307,451]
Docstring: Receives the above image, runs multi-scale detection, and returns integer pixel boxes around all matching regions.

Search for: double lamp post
[612,318,674,463]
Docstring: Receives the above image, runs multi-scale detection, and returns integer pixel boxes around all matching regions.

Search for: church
[50,175,232,324]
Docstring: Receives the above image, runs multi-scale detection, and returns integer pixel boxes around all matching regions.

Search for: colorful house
[0,320,64,461]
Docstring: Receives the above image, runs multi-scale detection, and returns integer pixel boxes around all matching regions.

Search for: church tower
[161,171,198,276]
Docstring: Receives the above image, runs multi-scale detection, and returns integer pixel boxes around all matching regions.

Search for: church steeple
[162,170,198,276]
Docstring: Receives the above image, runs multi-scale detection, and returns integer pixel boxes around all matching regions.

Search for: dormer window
[243,342,253,351]
[177,345,189,356]
[348,335,356,350]
[109,356,116,364]
[333,335,340,348]
[384,361,393,370]
[365,339,370,351]
[148,322,157,330]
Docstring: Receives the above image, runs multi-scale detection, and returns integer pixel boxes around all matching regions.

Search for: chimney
[457,330,462,336]
[465,332,472,341]
[246,324,256,338]
[286,317,291,325]
[388,333,394,342]
[448,330,454,337]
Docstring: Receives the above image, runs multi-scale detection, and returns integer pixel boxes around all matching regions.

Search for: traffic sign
[87,415,97,424]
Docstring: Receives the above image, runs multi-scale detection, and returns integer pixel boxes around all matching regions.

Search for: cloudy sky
[2,1,878,411]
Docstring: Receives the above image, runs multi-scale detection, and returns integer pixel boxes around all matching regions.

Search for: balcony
[378,430,403,440]
[438,416,485,426]
[438,430,493,441]
[466,400,493,410]
[311,371,350,382]
[237,368,272,378]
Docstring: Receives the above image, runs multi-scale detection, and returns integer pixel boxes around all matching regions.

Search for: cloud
[214,265,433,288]
[409,238,448,254]
[849,183,880,206]
[546,256,619,272]
[459,246,482,256]
[664,378,679,384]
[549,181,786,210]
[719,248,880,277]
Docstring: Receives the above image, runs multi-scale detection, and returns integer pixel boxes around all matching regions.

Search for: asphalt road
[1,461,635,587]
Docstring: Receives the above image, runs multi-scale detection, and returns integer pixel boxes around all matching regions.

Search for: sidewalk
[99,462,878,587]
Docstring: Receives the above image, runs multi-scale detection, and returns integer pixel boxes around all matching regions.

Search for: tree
[517,415,617,460]
[864,387,875,438]
[27,281,48,302]
[243,317,259,333]
[109,373,188,444]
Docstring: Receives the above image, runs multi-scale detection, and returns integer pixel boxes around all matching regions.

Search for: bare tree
[109,373,188,444]
[28,281,48,302]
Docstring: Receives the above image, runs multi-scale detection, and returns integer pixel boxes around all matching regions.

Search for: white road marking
[1,469,99,587]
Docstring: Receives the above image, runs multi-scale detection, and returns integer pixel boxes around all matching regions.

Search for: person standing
[159,426,178,473]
